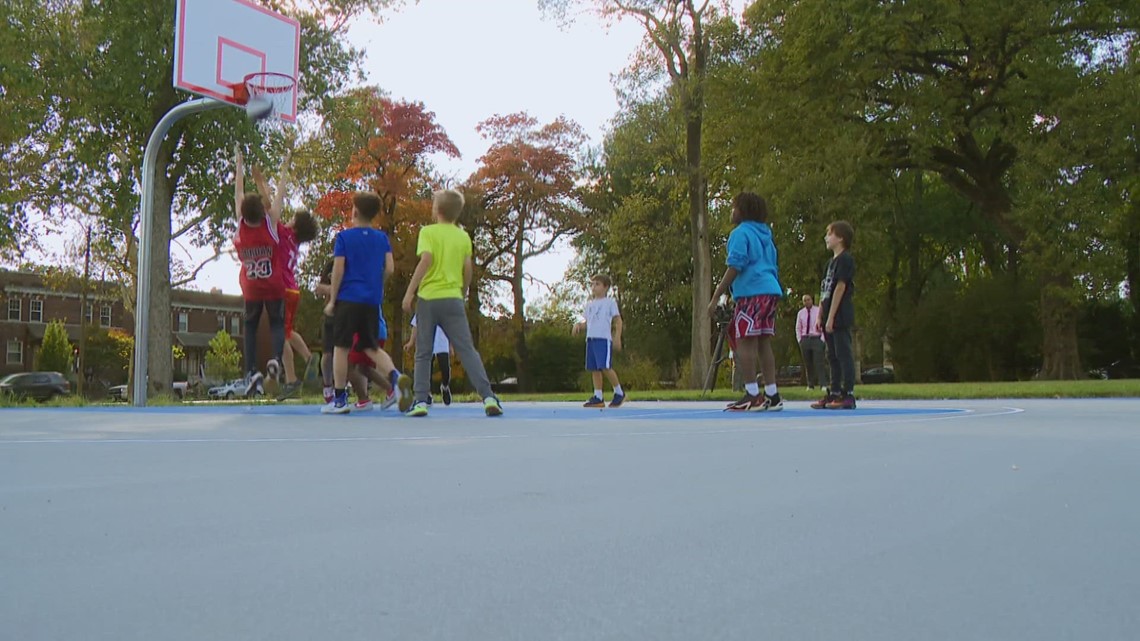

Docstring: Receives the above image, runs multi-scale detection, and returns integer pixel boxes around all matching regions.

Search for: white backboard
[173,0,301,122]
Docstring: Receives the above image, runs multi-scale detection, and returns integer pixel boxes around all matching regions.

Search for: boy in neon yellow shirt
[401,189,503,417]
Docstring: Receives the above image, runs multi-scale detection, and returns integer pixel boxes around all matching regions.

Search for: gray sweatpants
[413,297,495,402]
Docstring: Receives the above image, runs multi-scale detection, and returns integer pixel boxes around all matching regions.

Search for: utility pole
[78,225,92,397]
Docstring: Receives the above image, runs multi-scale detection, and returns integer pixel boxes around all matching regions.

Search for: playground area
[2,399,1137,640]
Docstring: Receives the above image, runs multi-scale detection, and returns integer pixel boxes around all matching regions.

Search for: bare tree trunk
[145,143,176,398]
[512,230,529,390]
[1125,198,1140,368]
[686,112,712,388]
[1038,273,1082,380]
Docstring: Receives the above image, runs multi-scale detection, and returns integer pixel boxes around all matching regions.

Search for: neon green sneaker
[483,396,503,417]
[405,401,429,417]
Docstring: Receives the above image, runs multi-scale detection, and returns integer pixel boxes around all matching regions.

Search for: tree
[467,113,587,389]
[737,0,1139,379]
[37,320,73,374]
[313,87,460,368]
[573,97,699,374]
[541,0,731,386]
[83,328,133,387]
[205,330,242,383]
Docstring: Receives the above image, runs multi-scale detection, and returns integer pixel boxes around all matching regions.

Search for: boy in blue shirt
[322,192,411,414]
[708,192,784,411]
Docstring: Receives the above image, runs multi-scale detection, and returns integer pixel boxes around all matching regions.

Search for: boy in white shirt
[404,313,454,406]
[572,274,625,408]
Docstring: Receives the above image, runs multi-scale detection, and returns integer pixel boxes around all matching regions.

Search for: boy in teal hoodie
[708,192,784,411]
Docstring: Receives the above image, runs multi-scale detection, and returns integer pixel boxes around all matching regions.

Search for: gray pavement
[1,399,1138,640]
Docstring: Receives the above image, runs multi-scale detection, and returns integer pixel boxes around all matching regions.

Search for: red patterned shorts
[733,295,780,339]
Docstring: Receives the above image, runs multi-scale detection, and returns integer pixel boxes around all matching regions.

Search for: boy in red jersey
[233,145,287,397]
[274,208,319,401]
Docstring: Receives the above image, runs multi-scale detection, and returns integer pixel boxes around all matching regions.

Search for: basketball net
[243,72,296,135]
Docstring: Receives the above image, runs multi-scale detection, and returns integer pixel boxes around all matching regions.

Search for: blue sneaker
[583,395,604,408]
[321,391,350,415]
[608,393,625,408]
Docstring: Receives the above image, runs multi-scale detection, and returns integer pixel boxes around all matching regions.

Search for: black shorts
[333,301,379,351]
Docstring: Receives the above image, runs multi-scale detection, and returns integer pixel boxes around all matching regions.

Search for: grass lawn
[3,379,1137,409]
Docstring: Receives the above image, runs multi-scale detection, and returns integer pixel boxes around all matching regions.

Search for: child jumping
[401,189,502,417]
[572,274,625,408]
[812,220,858,410]
[709,192,784,412]
[275,209,319,400]
[233,146,287,397]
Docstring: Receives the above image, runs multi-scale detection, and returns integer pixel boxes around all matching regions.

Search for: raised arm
[250,164,277,225]
[233,144,245,218]
[270,150,293,224]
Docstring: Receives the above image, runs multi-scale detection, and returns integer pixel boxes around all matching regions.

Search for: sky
[189,0,653,300]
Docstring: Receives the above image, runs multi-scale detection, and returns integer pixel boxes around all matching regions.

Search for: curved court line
[0,406,1023,446]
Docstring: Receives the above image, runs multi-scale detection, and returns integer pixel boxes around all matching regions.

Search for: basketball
[245,96,274,121]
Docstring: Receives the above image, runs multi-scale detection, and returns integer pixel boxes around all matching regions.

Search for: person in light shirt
[795,294,827,390]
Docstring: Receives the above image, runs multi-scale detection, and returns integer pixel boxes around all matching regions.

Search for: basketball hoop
[242,72,296,129]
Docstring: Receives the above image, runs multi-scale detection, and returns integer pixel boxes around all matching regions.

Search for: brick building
[0,270,270,382]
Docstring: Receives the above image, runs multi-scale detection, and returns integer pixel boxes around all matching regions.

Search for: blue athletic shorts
[585,338,612,371]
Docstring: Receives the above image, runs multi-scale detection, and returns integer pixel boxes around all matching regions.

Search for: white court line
[0,406,1024,446]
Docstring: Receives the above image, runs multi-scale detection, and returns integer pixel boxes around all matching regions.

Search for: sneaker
[380,389,398,410]
[827,394,857,410]
[396,374,414,413]
[759,394,784,412]
[323,386,334,404]
[441,384,452,406]
[276,380,302,402]
[354,399,373,411]
[483,396,504,417]
[321,401,350,415]
[725,392,764,411]
[405,401,429,417]
[583,396,605,408]
[811,393,838,410]
[266,359,282,382]
[608,393,625,408]
[244,372,264,398]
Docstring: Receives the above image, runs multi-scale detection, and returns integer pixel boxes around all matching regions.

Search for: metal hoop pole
[132,98,229,407]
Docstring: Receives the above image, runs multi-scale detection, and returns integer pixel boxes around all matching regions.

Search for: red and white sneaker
[354,399,374,411]
[380,389,398,410]
[725,392,764,411]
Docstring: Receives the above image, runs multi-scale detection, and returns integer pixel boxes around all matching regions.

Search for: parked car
[108,384,129,402]
[776,365,802,386]
[861,366,896,384]
[208,379,260,400]
[493,377,519,394]
[0,372,71,402]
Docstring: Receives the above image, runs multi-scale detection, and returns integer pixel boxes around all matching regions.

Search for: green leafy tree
[541,0,735,387]
[83,328,133,386]
[736,0,1138,378]
[205,331,242,383]
[37,320,73,374]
